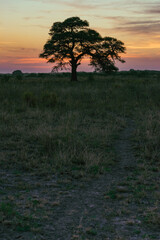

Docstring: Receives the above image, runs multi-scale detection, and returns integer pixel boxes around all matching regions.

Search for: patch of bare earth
[0,120,159,239]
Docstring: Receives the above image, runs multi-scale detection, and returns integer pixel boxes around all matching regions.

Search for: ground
[0,72,160,239]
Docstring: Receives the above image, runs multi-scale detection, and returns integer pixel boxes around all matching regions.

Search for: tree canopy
[40,17,126,81]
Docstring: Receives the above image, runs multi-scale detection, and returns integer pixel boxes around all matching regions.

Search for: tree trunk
[71,63,78,81]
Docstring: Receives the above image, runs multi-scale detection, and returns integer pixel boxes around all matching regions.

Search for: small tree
[12,70,23,76]
[40,17,126,81]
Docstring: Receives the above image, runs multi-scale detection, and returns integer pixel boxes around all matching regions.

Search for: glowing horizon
[0,0,160,73]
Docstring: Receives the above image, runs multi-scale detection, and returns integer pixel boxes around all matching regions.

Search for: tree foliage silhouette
[40,17,126,81]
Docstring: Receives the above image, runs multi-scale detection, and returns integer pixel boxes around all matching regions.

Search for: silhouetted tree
[40,17,126,81]
[12,70,23,76]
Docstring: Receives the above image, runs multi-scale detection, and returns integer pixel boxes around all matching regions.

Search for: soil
[0,120,159,240]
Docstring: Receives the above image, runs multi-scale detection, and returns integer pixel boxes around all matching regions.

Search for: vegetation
[0,71,160,239]
[0,71,159,174]
[40,17,126,81]
[12,70,23,76]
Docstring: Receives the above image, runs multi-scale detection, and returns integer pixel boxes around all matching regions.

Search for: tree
[12,70,23,76]
[40,17,126,81]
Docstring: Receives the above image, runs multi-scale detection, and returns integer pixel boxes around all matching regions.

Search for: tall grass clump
[23,91,37,107]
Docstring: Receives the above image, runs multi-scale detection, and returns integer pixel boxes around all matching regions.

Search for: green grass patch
[0,201,40,232]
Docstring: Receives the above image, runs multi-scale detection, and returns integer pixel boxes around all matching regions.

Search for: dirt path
[48,121,137,239]
[0,121,159,240]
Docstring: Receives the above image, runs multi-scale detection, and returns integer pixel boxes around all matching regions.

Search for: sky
[0,0,160,73]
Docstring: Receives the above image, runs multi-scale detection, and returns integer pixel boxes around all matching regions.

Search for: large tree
[40,17,126,81]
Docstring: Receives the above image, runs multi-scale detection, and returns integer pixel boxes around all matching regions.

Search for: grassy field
[0,71,159,174]
[0,71,160,239]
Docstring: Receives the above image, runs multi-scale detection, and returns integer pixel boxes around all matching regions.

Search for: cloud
[93,15,125,21]
[23,16,45,20]
[0,46,39,53]
[145,8,160,14]
[28,24,48,29]
[29,0,160,18]
[40,10,53,14]
[118,56,160,71]
[21,24,48,29]
[114,23,160,35]
[92,8,160,36]
[135,3,160,14]
[31,0,105,10]
[125,20,160,25]
[60,1,100,10]
[14,58,46,64]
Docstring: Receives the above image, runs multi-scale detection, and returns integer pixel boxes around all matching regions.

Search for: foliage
[40,17,126,81]
[89,37,125,72]
[12,70,23,76]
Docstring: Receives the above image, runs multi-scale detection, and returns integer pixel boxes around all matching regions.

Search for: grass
[0,72,159,174]
[0,71,160,236]
[0,72,129,175]
[0,72,160,176]
[0,201,40,232]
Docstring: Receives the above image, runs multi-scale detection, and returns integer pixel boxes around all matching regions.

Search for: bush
[12,70,23,80]
[12,70,23,76]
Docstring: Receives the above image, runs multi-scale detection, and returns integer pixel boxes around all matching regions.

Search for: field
[0,71,160,239]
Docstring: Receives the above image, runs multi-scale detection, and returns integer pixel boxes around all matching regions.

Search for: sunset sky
[0,0,160,73]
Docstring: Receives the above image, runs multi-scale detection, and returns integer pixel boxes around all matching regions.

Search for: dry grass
[0,74,127,175]
[0,71,160,238]
[0,72,160,178]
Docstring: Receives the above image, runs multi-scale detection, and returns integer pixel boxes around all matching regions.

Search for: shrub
[12,70,23,76]
[12,70,23,80]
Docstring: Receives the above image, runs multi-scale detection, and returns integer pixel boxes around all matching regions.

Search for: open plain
[0,71,160,239]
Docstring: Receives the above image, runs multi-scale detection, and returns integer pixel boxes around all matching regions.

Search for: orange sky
[0,0,160,73]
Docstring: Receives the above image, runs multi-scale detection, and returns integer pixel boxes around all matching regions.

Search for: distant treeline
[0,70,160,79]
